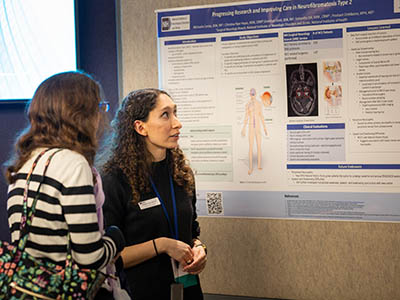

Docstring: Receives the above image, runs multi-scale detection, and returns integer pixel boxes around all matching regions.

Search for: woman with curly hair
[101,88,207,300]
[5,71,125,299]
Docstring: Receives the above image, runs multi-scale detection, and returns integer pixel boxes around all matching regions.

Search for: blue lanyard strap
[149,174,178,240]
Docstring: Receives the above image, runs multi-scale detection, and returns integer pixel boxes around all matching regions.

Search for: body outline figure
[241,88,268,175]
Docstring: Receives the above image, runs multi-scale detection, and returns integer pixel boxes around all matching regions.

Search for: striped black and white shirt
[7,148,120,270]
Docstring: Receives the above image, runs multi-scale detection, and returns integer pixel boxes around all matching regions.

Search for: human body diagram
[241,88,268,175]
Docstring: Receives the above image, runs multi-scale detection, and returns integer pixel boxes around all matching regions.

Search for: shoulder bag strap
[18,148,63,250]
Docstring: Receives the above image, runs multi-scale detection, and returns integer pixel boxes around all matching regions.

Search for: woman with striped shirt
[5,71,125,297]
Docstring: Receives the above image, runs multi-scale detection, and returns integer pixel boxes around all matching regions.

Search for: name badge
[170,258,198,288]
[138,197,161,210]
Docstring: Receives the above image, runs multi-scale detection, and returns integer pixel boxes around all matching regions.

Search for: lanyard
[149,174,178,240]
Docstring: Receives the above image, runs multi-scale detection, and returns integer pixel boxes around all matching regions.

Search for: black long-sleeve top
[102,158,202,300]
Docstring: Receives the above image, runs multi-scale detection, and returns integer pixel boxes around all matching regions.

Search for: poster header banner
[157,0,399,37]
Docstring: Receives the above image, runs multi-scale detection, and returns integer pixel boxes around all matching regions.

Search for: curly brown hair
[101,88,194,204]
[5,71,104,184]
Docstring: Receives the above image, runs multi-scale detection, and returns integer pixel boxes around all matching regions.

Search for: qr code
[206,192,224,215]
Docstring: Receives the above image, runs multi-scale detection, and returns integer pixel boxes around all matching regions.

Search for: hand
[241,128,246,136]
[183,244,207,275]
[160,238,194,266]
[264,127,268,136]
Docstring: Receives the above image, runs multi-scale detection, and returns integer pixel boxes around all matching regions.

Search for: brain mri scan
[288,64,317,116]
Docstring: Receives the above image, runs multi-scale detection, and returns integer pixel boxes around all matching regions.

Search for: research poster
[157,0,400,221]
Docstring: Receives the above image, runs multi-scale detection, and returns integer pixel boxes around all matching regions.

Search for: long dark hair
[101,88,194,204]
[5,71,103,184]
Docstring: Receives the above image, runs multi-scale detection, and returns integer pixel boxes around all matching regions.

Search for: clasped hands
[168,239,207,275]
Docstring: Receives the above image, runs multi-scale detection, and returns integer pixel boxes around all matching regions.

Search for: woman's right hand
[157,237,194,266]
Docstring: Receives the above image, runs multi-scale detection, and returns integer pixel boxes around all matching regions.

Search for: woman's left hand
[183,244,207,274]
